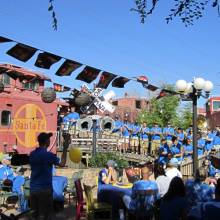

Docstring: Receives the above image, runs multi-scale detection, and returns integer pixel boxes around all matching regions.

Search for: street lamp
[175,78,213,177]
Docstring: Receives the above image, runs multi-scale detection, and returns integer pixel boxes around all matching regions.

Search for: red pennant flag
[76,66,100,83]
[156,90,167,100]
[112,76,130,88]
[0,36,12,43]
[97,71,117,89]
[55,59,82,76]
[35,52,61,69]
[53,83,63,92]
[137,75,148,83]
[6,43,37,62]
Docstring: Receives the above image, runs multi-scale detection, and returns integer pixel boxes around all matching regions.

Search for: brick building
[108,93,149,122]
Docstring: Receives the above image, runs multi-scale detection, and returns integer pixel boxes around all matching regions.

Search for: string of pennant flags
[0,36,178,99]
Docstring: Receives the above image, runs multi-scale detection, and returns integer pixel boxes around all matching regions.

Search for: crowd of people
[98,158,220,220]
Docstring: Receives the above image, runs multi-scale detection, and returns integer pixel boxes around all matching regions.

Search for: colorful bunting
[97,71,117,89]
[146,84,158,91]
[6,43,37,62]
[35,52,61,69]
[76,66,100,83]
[0,36,12,43]
[112,76,130,88]
[0,35,174,95]
[53,83,71,92]
[55,59,82,76]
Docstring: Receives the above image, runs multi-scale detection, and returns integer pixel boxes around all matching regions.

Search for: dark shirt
[29,147,60,192]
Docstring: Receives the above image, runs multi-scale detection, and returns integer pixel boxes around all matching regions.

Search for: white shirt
[165,167,182,180]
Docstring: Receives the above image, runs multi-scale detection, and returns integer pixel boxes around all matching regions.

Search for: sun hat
[106,160,116,168]
[168,158,179,167]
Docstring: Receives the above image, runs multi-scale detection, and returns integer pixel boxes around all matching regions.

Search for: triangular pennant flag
[136,75,148,83]
[53,83,63,92]
[146,84,159,91]
[0,36,12,43]
[156,90,167,100]
[6,43,37,62]
[63,86,71,92]
[112,76,130,88]
[55,59,82,76]
[35,52,61,69]
[76,66,100,83]
[97,71,117,89]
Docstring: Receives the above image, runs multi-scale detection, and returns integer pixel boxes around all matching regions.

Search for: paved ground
[1,198,86,220]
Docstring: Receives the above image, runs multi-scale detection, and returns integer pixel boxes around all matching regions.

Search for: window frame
[1,110,11,126]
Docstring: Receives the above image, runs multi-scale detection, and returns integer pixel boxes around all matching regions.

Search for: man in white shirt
[165,158,182,180]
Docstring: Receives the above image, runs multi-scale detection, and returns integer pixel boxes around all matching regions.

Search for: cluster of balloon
[0,152,4,162]
[69,147,82,163]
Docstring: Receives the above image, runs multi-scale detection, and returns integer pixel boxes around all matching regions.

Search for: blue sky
[0,0,219,107]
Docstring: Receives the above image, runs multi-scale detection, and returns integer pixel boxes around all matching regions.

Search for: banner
[35,52,61,69]
[97,71,117,89]
[112,76,130,88]
[76,66,100,83]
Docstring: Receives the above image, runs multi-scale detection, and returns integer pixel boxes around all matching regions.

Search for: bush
[89,152,129,168]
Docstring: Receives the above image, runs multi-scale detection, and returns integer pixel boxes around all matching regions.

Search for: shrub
[89,152,129,168]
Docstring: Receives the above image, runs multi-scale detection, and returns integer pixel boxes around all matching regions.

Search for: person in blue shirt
[97,160,118,197]
[0,154,15,181]
[185,167,214,208]
[140,122,150,155]
[29,132,66,220]
[158,138,170,165]
[205,136,214,152]
[130,120,140,154]
[122,166,159,217]
[183,138,193,160]
[213,131,220,151]
[151,123,162,157]
[170,136,183,162]
[121,117,132,153]
[62,106,80,126]
[197,133,205,157]
[187,130,193,141]
[176,128,185,146]
[163,123,174,147]
[112,115,123,135]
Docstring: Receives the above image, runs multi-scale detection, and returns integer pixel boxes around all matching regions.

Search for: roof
[0,63,51,81]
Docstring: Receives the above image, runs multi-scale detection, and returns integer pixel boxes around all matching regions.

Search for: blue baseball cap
[168,158,179,167]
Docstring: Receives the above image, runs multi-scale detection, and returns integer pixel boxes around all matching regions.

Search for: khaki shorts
[140,139,149,149]
[151,139,161,153]
[130,138,139,147]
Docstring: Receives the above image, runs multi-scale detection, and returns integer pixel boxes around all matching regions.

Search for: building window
[22,80,39,91]
[2,73,10,85]
[1,110,11,126]
[136,100,141,109]
[213,101,220,111]
[112,101,118,106]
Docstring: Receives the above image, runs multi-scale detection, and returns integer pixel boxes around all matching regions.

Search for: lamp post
[175,78,213,177]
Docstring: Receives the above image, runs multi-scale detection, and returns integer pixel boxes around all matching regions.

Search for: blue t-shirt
[213,136,220,145]
[198,138,205,156]
[63,112,80,126]
[12,175,25,195]
[98,168,108,185]
[131,124,140,138]
[183,144,193,159]
[159,144,170,164]
[140,127,150,140]
[112,120,123,133]
[0,165,7,180]
[170,144,182,161]
[122,122,131,137]
[185,180,214,207]
[151,127,162,140]
[30,147,60,192]
[129,180,159,211]
[205,141,213,151]
[176,132,184,145]
[0,165,14,181]
[52,176,68,201]
[163,127,174,140]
